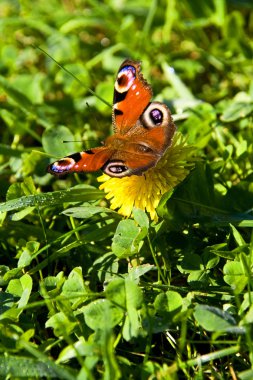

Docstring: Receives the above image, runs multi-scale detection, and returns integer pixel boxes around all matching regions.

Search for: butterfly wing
[47,60,176,179]
[112,60,152,134]
[47,147,113,175]
[103,102,176,177]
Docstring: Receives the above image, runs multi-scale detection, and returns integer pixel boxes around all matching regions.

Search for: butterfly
[47,59,176,178]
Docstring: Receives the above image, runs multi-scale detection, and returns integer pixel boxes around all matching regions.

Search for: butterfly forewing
[112,60,152,134]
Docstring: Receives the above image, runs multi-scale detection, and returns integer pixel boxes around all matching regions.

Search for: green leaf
[223,261,248,294]
[0,291,15,313]
[188,270,209,284]
[6,182,23,201]
[46,312,77,338]
[111,219,143,258]
[221,101,253,122]
[127,264,155,283]
[132,208,149,229]
[0,185,103,212]
[83,299,124,331]
[18,241,40,268]
[194,305,242,333]
[0,266,9,287]
[122,309,140,341]
[9,207,35,221]
[105,279,143,340]
[61,267,90,307]
[6,273,33,308]
[202,249,220,269]
[62,205,115,218]
[238,369,253,380]
[0,356,74,379]
[242,304,253,324]
[106,278,143,309]
[42,125,81,157]
[154,291,183,318]
[10,73,46,104]
[156,189,174,219]
[7,177,36,200]
[99,329,122,380]
[178,253,202,273]
[0,75,35,113]
[57,337,95,363]
[162,62,195,100]
[230,224,246,246]
[179,103,215,147]
[208,243,236,260]
[17,274,33,309]
[105,279,126,309]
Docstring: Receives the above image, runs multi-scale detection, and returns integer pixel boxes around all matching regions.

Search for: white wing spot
[136,91,140,96]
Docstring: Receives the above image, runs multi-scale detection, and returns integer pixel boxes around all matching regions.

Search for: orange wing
[112,60,152,134]
[102,102,176,177]
[47,147,113,175]
[47,60,176,179]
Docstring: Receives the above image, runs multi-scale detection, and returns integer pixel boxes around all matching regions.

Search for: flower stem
[147,234,168,284]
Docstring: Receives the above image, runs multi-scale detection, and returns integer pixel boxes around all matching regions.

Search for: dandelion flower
[98,132,196,221]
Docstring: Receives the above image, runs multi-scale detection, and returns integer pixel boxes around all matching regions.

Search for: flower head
[98,132,196,221]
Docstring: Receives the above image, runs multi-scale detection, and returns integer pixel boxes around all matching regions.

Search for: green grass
[0,0,253,379]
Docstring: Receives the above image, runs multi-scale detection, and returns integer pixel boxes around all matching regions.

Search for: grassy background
[0,0,253,378]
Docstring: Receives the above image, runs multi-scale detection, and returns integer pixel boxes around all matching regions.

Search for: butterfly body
[48,59,176,178]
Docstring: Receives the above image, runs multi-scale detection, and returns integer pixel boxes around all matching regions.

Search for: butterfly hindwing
[47,147,113,175]
[102,101,176,177]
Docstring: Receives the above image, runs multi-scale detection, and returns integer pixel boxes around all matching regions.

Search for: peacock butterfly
[47,59,176,178]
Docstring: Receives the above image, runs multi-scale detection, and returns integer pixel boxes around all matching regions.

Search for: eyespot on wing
[47,148,113,175]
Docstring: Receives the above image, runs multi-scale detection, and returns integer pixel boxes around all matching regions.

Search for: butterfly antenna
[86,101,101,132]
[33,45,111,108]
[63,140,83,143]
[63,139,98,146]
